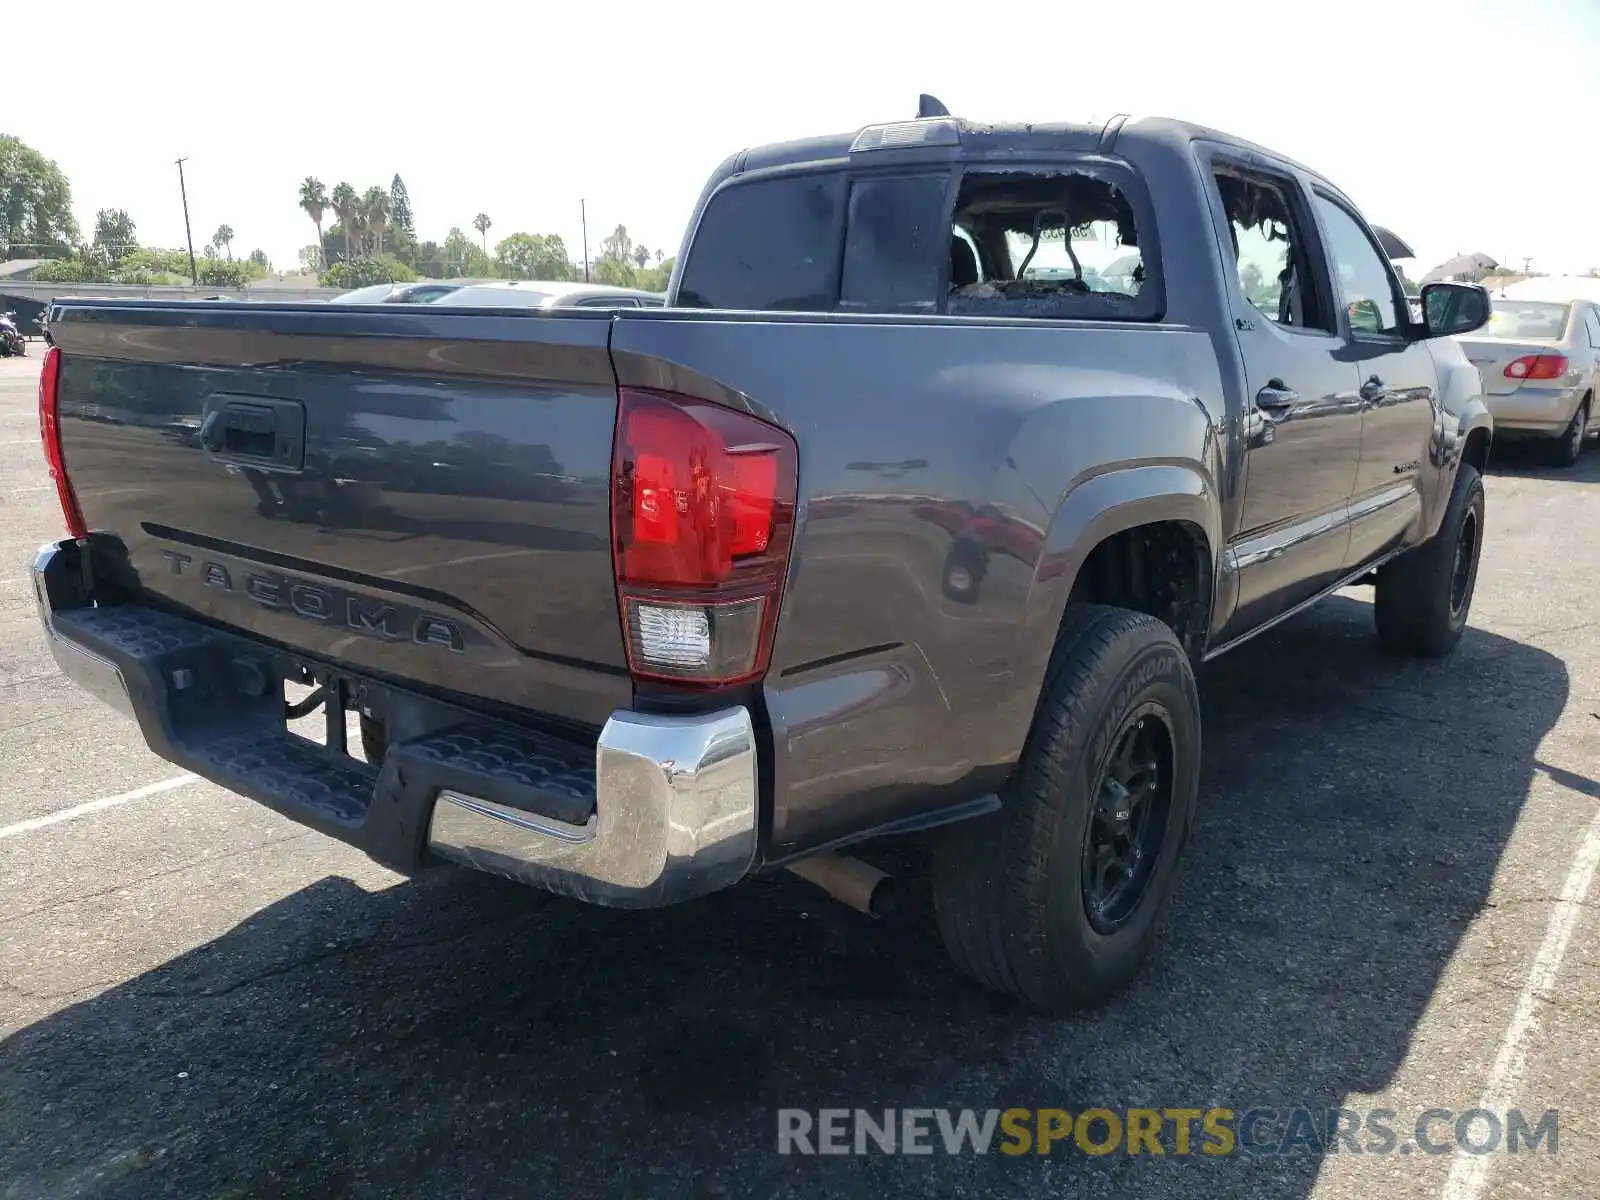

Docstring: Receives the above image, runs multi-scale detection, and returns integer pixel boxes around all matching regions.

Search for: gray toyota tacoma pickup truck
[32,104,1493,1011]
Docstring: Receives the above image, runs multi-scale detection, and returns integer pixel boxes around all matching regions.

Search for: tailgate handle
[200,397,306,469]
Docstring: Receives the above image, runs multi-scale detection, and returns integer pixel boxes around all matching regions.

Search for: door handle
[1255,382,1300,415]
[1360,375,1386,404]
[200,396,307,469]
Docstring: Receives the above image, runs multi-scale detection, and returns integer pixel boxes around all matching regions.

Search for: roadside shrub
[197,259,250,288]
[318,257,418,289]
[30,259,93,283]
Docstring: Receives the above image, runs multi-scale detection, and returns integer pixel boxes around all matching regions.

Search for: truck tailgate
[52,303,631,729]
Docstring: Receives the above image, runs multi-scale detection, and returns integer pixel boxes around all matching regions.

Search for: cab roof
[723,112,1327,189]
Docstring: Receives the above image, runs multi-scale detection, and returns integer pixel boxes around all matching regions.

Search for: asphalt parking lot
[2,347,1598,1199]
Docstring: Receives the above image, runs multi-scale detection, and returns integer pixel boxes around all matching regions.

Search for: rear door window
[838,173,949,313]
[677,173,845,310]
[947,168,1160,320]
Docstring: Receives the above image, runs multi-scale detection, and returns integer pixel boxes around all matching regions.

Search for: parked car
[0,311,25,356]
[428,280,666,308]
[33,105,1491,1012]
[331,281,479,304]
[1454,296,1600,465]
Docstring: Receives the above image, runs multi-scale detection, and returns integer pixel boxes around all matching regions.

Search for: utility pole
[580,198,590,282]
[175,158,198,285]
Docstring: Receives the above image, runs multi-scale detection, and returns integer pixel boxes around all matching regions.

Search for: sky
[7,0,1599,280]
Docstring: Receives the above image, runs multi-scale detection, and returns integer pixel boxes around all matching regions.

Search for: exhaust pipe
[785,853,899,920]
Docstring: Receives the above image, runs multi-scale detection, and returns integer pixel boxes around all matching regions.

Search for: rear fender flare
[1010,463,1221,736]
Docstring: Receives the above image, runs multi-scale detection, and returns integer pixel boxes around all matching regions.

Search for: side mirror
[1419,281,1491,338]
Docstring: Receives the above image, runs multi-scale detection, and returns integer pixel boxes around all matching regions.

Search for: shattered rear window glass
[948,170,1157,321]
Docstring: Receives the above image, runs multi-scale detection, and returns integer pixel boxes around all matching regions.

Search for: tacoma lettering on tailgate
[159,550,465,652]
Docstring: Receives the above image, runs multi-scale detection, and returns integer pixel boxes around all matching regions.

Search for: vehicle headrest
[950,235,979,287]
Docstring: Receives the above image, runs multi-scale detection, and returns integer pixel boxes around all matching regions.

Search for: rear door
[1200,152,1364,637]
[1308,191,1439,567]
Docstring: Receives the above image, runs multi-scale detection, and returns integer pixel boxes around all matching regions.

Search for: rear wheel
[1554,396,1589,467]
[359,712,388,765]
[931,605,1200,1013]
[1373,463,1485,656]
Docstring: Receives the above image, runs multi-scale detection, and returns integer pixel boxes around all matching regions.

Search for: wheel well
[1462,427,1491,475]
[1066,521,1212,657]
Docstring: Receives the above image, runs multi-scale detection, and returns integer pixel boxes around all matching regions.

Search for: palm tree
[363,186,391,259]
[213,224,235,260]
[298,177,328,268]
[330,182,358,260]
[473,212,492,253]
[632,245,651,270]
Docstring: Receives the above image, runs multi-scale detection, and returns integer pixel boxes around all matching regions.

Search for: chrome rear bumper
[426,706,759,906]
[34,539,760,907]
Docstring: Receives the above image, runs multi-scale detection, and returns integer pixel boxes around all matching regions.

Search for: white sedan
[1455,295,1600,466]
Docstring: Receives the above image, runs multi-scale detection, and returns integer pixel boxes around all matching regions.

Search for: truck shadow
[0,596,1567,1199]
[1484,437,1600,481]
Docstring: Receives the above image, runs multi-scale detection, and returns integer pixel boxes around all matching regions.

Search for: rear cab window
[677,157,1161,320]
[676,173,846,311]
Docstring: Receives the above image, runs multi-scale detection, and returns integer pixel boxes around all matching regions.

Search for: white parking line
[0,774,197,840]
[1441,797,1600,1200]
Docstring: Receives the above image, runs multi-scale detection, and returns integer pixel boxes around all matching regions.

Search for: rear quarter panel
[612,312,1226,857]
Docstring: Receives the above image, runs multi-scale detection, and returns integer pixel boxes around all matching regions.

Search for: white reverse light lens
[633,603,711,669]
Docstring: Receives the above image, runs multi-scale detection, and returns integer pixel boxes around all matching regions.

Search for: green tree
[0,134,79,258]
[198,257,248,288]
[595,223,638,286]
[31,259,93,282]
[299,177,328,268]
[631,244,651,271]
[319,256,418,288]
[445,225,491,277]
[248,248,270,271]
[298,244,322,273]
[212,224,235,260]
[414,239,445,278]
[92,208,137,259]
[390,174,415,237]
[330,182,359,260]
[472,212,492,252]
[635,256,673,293]
[362,186,391,257]
[495,232,573,280]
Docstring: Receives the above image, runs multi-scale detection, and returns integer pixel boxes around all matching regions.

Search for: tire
[1553,396,1590,467]
[359,712,388,765]
[1373,463,1485,657]
[931,605,1201,1013]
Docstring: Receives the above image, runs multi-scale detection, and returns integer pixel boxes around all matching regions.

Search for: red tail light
[1504,353,1569,381]
[37,346,87,540]
[611,387,797,685]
